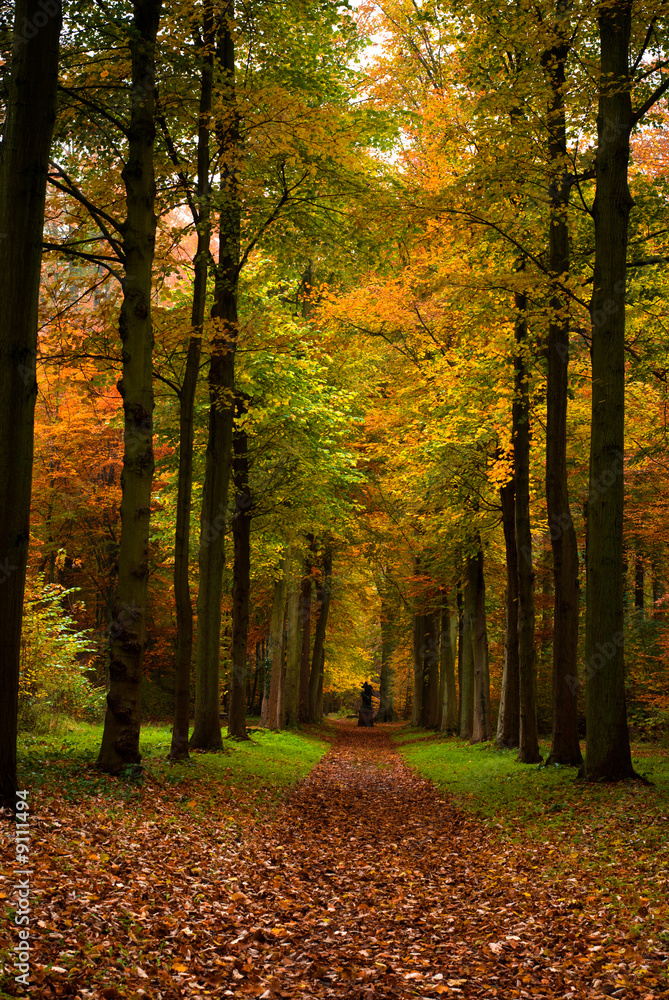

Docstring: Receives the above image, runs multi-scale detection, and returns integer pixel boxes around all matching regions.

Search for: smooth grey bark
[422,611,440,728]
[514,291,541,764]
[308,547,332,722]
[470,545,490,743]
[283,556,302,727]
[496,479,520,747]
[412,611,424,727]
[298,542,314,723]
[542,8,582,768]
[377,578,397,722]
[0,0,61,807]
[266,552,289,730]
[459,569,474,740]
[584,1,635,781]
[169,18,213,760]
[228,396,251,740]
[97,0,162,774]
[438,593,457,732]
[191,2,239,750]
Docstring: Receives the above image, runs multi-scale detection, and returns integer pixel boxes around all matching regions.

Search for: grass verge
[17,719,330,816]
[395,727,669,947]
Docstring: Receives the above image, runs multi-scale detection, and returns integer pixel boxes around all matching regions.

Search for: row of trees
[3,0,669,806]
[311,0,669,773]
[1,0,378,806]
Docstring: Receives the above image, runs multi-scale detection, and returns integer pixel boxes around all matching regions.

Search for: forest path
[230,722,649,1000]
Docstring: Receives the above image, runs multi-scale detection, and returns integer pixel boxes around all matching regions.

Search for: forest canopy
[2,0,669,805]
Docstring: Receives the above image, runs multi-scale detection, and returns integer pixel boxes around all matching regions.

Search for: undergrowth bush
[19,576,105,731]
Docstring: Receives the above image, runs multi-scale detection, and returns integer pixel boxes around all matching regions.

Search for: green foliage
[19,577,105,732]
[395,730,669,916]
[395,730,667,835]
[17,721,330,804]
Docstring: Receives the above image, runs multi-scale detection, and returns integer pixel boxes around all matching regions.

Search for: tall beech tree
[97,0,162,774]
[438,592,458,732]
[309,545,333,722]
[422,611,440,728]
[298,544,315,723]
[583,2,658,781]
[541,5,582,767]
[377,571,399,723]
[168,13,214,761]
[514,292,541,763]
[470,544,490,743]
[191,0,239,750]
[0,0,61,808]
[228,394,251,740]
[496,478,520,747]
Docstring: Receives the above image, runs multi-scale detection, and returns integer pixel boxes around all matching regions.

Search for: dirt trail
[227,722,660,999]
[23,722,666,999]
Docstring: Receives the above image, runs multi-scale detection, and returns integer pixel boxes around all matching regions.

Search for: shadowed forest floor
[2,722,668,998]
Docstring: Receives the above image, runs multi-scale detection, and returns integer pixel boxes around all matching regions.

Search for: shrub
[19,576,106,731]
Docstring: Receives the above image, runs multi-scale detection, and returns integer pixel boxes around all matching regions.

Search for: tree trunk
[97,0,161,774]
[412,611,424,727]
[266,554,289,730]
[309,547,332,721]
[423,612,440,728]
[584,1,635,781]
[228,397,251,740]
[459,570,474,740]
[283,557,302,727]
[634,554,644,611]
[298,543,314,722]
[496,479,520,747]
[191,3,239,750]
[250,641,261,715]
[514,291,542,763]
[439,593,457,732]
[651,559,663,618]
[542,13,582,768]
[0,0,61,807]
[170,24,213,760]
[471,545,490,742]
[377,583,396,722]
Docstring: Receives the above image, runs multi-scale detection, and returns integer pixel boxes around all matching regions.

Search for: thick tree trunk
[170,27,213,760]
[412,611,424,727]
[191,3,239,750]
[459,571,474,740]
[496,479,520,747]
[283,558,302,727]
[377,584,396,722]
[471,546,490,743]
[0,0,61,807]
[423,612,440,728]
[542,15,582,768]
[439,593,457,732]
[584,2,635,781]
[266,554,288,730]
[308,547,332,721]
[97,0,161,774]
[298,545,314,722]
[228,399,250,740]
[514,291,542,763]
